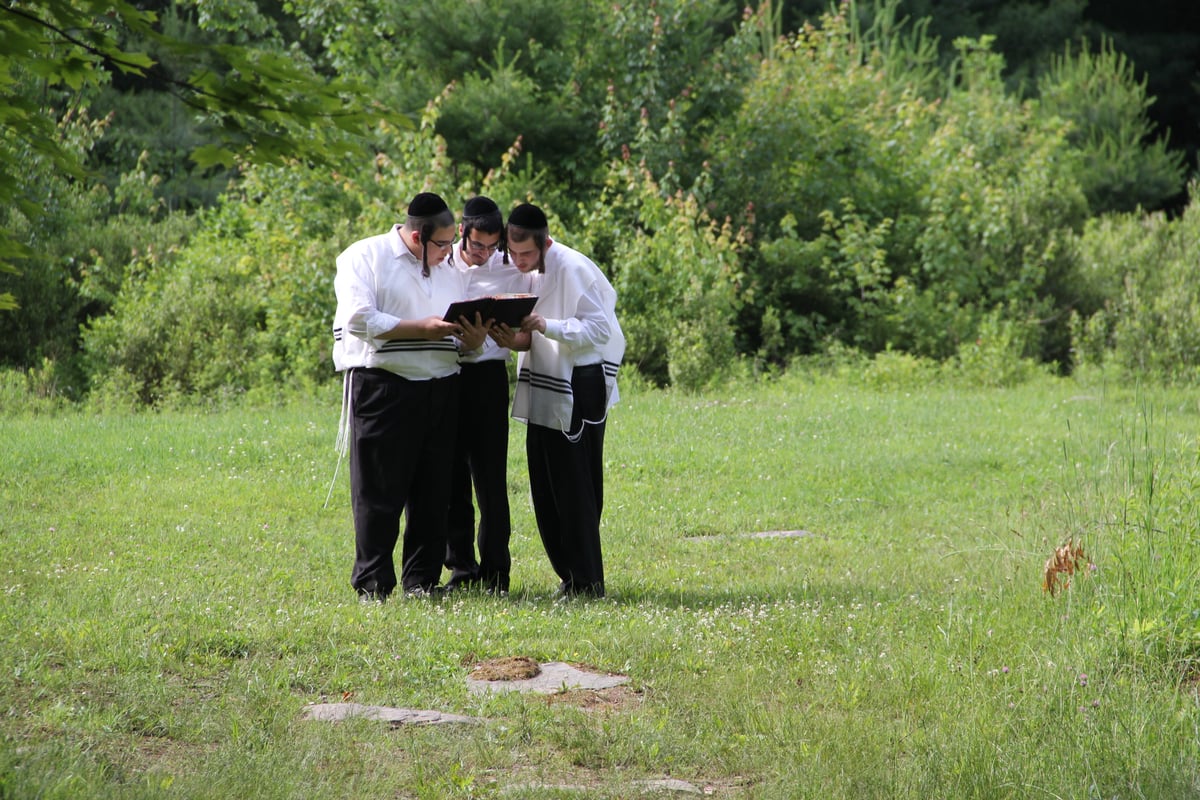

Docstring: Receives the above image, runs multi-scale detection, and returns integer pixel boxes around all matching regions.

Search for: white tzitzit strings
[322,371,352,509]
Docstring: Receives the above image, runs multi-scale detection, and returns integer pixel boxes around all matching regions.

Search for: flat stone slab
[301,702,478,726]
[745,529,818,539]
[685,529,818,541]
[467,661,629,695]
[501,779,705,795]
[634,778,705,793]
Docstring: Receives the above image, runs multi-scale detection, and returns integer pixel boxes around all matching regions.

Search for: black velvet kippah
[507,203,548,229]
[464,196,499,216]
[407,192,449,217]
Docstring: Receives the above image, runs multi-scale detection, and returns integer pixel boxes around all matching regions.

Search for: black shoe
[555,581,604,600]
[443,563,479,586]
[357,579,389,604]
[444,574,483,593]
[403,584,447,599]
[479,573,509,596]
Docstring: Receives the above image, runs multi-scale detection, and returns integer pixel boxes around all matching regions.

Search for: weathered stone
[634,777,705,793]
[685,529,820,541]
[467,661,628,695]
[745,529,817,539]
[301,702,478,726]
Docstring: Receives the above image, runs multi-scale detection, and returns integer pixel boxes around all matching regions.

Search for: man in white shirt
[492,203,625,599]
[444,196,535,594]
[332,192,488,601]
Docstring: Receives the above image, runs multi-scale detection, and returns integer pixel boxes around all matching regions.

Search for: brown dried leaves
[1043,537,1090,596]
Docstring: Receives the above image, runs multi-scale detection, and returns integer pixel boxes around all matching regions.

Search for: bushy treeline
[2,0,1197,411]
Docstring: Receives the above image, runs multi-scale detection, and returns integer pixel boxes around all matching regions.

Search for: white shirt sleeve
[542,281,611,347]
[334,247,402,342]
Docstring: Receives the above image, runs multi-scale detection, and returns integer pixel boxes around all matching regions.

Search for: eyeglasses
[427,234,459,248]
[466,238,501,254]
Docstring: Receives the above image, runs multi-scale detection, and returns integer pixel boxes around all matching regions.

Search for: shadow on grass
[486,582,907,612]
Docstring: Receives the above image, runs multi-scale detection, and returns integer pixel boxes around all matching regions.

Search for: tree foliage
[4,0,1200,402]
[0,0,391,282]
[1037,37,1186,215]
[78,98,545,406]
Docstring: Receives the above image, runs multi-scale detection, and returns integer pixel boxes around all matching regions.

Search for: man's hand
[454,311,490,352]
[490,323,532,351]
[380,316,458,341]
[418,315,459,340]
[519,313,547,335]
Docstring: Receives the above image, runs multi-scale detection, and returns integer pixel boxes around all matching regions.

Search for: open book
[443,293,538,329]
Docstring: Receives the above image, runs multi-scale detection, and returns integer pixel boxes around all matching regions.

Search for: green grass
[2,371,1199,798]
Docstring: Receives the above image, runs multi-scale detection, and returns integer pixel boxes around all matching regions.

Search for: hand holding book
[443,294,537,329]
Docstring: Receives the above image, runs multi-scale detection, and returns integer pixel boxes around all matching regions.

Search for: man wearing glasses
[332,192,488,601]
[444,196,535,595]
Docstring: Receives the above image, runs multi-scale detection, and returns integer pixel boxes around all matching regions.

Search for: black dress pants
[349,368,459,595]
[526,364,606,597]
[446,360,513,590]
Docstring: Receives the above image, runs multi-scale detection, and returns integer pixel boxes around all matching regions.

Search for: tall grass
[2,371,1198,798]
[1057,392,1200,671]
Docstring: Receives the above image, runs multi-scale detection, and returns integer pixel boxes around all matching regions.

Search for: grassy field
[2,371,1199,798]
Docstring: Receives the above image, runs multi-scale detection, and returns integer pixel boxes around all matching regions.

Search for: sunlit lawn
[2,371,1198,798]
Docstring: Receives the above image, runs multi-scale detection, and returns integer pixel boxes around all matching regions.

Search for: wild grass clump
[1055,395,1200,674]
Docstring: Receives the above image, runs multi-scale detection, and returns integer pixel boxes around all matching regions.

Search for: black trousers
[445,360,513,590]
[526,364,607,596]
[349,368,459,595]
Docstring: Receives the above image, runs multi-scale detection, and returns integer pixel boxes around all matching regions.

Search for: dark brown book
[443,294,538,328]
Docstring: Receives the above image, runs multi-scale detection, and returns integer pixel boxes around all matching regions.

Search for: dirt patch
[469,656,542,681]
[541,685,643,712]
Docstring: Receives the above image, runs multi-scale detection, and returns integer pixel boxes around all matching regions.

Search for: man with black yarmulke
[492,203,625,599]
[443,196,534,594]
[331,192,489,601]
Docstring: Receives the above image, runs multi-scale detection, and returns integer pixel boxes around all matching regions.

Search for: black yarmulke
[507,203,548,229]
[407,192,449,217]
[464,196,499,216]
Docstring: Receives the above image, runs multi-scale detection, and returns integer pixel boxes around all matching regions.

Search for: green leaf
[190,144,238,169]
[108,48,154,75]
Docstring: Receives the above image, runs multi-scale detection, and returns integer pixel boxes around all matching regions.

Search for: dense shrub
[13,0,1199,405]
[1070,185,1200,383]
[0,109,196,399]
[910,37,1089,364]
[577,161,744,391]
[77,102,551,406]
[82,219,268,405]
[710,9,932,241]
[714,20,1091,367]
